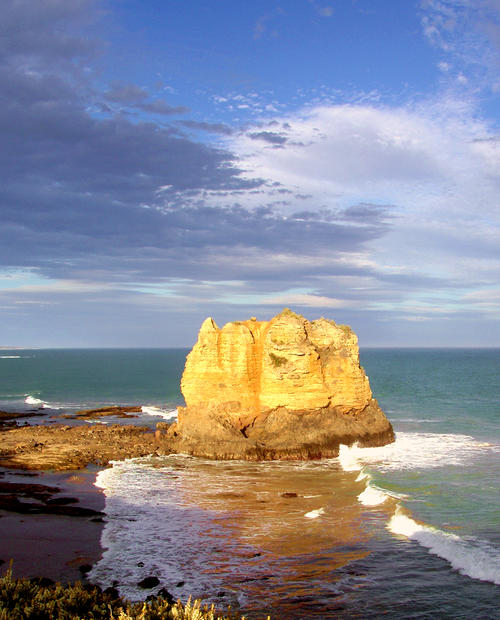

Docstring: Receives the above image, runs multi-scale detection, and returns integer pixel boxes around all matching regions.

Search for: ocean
[1,348,499,619]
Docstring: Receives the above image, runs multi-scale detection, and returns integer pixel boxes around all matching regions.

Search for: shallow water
[89,429,499,618]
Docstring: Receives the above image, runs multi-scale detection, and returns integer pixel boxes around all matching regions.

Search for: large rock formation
[168,309,394,459]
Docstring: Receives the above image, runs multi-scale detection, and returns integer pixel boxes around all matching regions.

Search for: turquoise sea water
[1,348,499,618]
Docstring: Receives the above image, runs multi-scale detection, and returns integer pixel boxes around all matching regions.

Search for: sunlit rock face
[168,309,394,460]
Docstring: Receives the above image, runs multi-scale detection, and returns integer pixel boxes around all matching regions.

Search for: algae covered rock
[168,309,394,460]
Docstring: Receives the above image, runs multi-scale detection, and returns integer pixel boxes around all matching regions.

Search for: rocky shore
[0,408,173,583]
[0,418,172,471]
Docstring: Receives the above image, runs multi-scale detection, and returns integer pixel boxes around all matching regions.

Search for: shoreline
[0,467,106,583]
[0,406,172,585]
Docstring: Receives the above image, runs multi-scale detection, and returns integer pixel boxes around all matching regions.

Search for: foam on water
[90,458,204,601]
[0,355,21,359]
[388,506,500,585]
[24,395,45,407]
[357,485,390,506]
[141,405,177,421]
[89,455,369,608]
[339,431,496,472]
[304,507,325,519]
[339,433,500,586]
[90,457,270,604]
[24,395,58,409]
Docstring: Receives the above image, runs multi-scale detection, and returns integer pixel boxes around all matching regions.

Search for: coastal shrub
[0,570,115,619]
[0,569,256,620]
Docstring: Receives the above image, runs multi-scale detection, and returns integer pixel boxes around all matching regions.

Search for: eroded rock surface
[0,424,166,470]
[168,309,394,459]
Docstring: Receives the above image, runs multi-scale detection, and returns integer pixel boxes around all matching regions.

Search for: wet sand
[0,468,105,582]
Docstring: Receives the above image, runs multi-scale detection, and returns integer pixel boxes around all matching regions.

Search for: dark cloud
[0,0,99,66]
[180,120,234,135]
[341,203,396,222]
[0,0,402,332]
[104,83,189,115]
[0,0,258,276]
[104,82,150,104]
[137,100,189,115]
[248,131,288,144]
[0,197,392,284]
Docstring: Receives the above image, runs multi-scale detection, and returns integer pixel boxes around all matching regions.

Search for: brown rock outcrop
[0,424,166,470]
[168,309,394,459]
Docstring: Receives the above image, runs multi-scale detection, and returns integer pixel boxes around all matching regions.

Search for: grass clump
[0,568,253,620]
[337,324,352,335]
[269,352,287,368]
[279,308,301,319]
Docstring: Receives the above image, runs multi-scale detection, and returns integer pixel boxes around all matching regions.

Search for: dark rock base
[166,399,395,460]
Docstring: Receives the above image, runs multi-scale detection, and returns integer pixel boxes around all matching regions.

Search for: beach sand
[0,468,105,583]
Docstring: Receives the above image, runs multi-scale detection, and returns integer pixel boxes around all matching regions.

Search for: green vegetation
[337,324,352,335]
[0,568,254,620]
[269,352,287,368]
[269,336,285,346]
[279,308,301,319]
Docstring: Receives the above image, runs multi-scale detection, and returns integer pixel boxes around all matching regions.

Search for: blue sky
[1,0,500,347]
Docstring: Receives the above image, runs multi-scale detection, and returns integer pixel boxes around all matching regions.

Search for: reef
[0,424,166,470]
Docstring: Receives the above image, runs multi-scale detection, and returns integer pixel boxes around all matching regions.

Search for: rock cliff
[168,309,394,459]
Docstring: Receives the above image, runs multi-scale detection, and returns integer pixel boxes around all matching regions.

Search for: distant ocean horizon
[1,347,499,618]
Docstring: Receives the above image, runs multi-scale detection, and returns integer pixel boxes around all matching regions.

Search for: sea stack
[167,309,394,460]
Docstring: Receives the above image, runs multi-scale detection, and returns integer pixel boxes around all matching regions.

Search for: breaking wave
[388,506,500,585]
[338,433,500,585]
[338,431,495,472]
[141,406,177,421]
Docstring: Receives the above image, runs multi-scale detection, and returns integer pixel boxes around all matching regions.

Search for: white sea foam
[388,506,500,585]
[141,406,177,421]
[338,443,362,471]
[340,433,499,585]
[357,485,390,506]
[304,507,325,519]
[24,395,45,406]
[0,355,21,359]
[355,470,369,482]
[91,457,253,603]
[338,432,495,472]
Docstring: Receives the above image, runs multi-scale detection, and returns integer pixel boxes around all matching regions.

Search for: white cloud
[176,96,500,318]
[438,61,451,72]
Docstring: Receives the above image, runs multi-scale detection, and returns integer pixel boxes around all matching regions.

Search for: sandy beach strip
[0,467,105,583]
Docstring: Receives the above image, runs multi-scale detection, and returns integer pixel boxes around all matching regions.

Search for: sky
[1,0,500,348]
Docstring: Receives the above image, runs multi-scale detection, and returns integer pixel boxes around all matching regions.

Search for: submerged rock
[167,309,394,459]
[137,576,160,589]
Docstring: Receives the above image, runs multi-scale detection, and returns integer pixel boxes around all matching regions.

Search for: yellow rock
[171,309,394,460]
